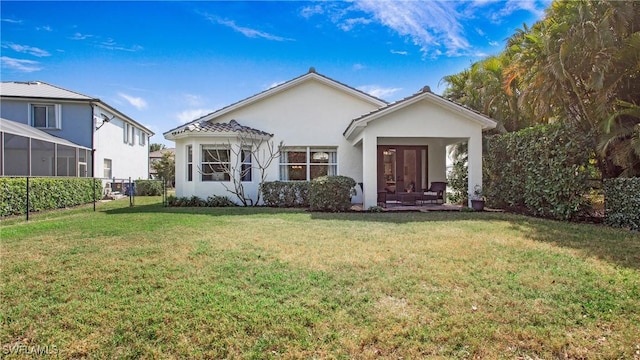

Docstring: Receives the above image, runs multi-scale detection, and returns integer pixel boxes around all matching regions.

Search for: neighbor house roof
[166,119,272,140]
[0,81,95,101]
[343,86,498,139]
[164,68,388,138]
[0,117,90,149]
[149,148,175,159]
[1,81,154,136]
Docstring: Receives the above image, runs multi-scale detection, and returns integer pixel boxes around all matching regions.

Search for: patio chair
[421,181,447,204]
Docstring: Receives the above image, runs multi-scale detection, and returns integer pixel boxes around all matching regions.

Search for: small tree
[151,152,175,186]
[200,132,282,206]
[150,143,166,152]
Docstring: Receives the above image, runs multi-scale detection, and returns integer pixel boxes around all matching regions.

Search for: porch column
[467,133,483,207]
[362,134,377,209]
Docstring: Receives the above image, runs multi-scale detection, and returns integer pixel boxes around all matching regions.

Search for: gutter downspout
[90,102,96,177]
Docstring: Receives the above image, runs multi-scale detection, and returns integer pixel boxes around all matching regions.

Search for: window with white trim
[280,147,337,181]
[186,145,193,182]
[241,148,252,182]
[104,158,112,179]
[139,129,146,146]
[31,104,61,129]
[123,123,130,144]
[201,145,230,181]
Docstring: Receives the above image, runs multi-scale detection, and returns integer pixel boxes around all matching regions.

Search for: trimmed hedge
[166,195,236,207]
[485,122,591,220]
[604,178,640,231]
[135,180,163,196]
[309,175,356,212]
[0,177,102,217]
[261,181,310,208]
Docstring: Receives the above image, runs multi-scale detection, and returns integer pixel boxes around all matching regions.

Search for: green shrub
[446,158,468,204]
[309,175,356,212]
[135,180,163,196]
[604,178,640,231]
[261,181,310,207]
[0,177,102,217]
[485,122,592,220]
[166,195,237,208]
[206,195,236,207]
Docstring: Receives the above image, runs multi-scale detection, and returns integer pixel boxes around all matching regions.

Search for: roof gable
[167,119,272,140]
[344,87,497,139]
[164,69,387,137]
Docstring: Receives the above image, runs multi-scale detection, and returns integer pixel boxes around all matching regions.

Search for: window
[201,145,230,181]
[123,123,134,145]
[31,104,60,129]
[139,129,146,146]
[56,145,76,177]
[280,147,337,181]
[186,145,193,182]
[104,158,112,179]
[241,148,252,182]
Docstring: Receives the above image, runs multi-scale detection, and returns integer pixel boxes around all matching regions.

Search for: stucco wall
[173,78,381,203]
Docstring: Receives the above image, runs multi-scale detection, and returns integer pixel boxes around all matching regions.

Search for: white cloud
[354,1,470,57]
[1,56,41,72]
[70,32,93,40]
[3,43,50,57]
[177,109,213,124]
[118,93,148,110]
[357,85,402,100]
[183,94,204,107]
[203,13,293,41]
[352,63,365,71]
[267,81,286,89]
[37,25,52,32]
[390,50,408,56]
[300,4,324,19]
[489,41,500,47]
[339,17,372,32]
[99,38,143,52]
[1,18,22,24]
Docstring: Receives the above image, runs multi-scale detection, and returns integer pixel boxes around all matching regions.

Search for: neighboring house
[164,69,497,208]
[149,147,175,179]
[0,81,153,181]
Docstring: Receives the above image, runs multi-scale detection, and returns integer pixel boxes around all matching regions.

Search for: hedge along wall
[485,122,592,220]
[0,177,102,217]
[261,181,310,208]
[604,178,640,231]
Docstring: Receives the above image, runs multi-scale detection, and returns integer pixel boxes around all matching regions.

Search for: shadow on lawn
[104,202,640,270]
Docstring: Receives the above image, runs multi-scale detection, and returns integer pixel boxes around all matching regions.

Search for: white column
[362,135,378,209]
[467,133,483,207]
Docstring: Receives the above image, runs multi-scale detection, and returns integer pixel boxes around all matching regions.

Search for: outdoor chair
[421,181,447,204]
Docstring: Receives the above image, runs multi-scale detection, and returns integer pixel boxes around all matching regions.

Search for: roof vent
[308,67,316,74]
[421,85,431,93]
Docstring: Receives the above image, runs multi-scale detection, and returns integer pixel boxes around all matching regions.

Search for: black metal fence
[1,176,167,221]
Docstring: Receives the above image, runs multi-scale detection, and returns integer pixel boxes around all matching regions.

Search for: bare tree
[199,132,282,206]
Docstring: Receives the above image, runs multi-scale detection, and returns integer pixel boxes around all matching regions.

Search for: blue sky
[1,1,549,146]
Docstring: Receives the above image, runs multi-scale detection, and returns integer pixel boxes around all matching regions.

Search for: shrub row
[604,178,640,231]
[0,177,102,217]
[166,195,236,207]
[135,180,164,196]
[485,122,592,220]
[261,181,310,208]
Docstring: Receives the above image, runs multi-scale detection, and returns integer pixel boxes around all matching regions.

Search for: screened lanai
[0,118,92,177]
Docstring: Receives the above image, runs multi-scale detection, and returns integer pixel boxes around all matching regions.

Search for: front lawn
[1,197,639,359]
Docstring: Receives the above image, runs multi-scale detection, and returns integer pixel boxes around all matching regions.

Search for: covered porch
[343,87,497,209]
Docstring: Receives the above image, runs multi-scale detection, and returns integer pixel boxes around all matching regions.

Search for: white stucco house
[164,69,496,209]
[0,81,153,181]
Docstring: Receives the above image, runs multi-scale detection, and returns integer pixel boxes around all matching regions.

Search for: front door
[377,146,428,197]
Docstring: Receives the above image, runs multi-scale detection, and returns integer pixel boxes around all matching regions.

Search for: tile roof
[168,119,272,137]
[0,81,95,100]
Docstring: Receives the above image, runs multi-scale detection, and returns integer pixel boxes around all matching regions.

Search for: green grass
[1,197,639,359]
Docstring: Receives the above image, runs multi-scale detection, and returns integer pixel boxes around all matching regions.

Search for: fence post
[26,177,30,221]
[129,177,133,207]
[163,177,167,207]
[93,177,96,212]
